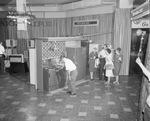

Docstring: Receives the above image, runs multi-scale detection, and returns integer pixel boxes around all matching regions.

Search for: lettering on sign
[73,19,99,26]
[132,8,143,17]
[142,22,149,27]
[133,19,142,24]
[132,18,150,28]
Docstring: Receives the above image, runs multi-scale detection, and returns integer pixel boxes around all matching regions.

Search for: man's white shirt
[63,58,77,71]
[0,44,5,55]
[98,49,107,58]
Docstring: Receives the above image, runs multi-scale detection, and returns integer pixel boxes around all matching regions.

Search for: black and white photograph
[0,0,150,121]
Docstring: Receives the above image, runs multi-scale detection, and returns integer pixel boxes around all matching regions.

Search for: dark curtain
[138,27,150,121]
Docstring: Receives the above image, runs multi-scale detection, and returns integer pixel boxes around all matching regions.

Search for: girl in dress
[113,47,123,85]
[104,48,114,86]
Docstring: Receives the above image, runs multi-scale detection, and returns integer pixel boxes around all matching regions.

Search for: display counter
[42,59,66,91]
[9,62,29,74]
[29,37,87,92]
[43,67,66,91]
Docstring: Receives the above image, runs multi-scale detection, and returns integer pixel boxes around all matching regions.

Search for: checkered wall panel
[42,41,65,60]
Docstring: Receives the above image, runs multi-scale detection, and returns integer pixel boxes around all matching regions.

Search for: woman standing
[105,48,114,86]
[113,47,123,84]
[89,47,98,80]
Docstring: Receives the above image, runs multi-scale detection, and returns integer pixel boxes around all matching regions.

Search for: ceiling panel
[0,0,82,6]
[26,0,81,5]
[0,0,144,7]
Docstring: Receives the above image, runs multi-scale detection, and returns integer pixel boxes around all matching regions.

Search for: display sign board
[131,1,150,20]
[73,19,99,26]
[132,17,150,28]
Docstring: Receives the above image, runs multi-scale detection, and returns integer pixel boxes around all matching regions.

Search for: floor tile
[70,95,77,98]
[85,85,90,87]
[30,97,38,101]
[12,101,20,105]
[48,110,57,115]
[0,114,6,119]
[108,101,116,105]
[24,92,30,95]
[1,91,8,94]
[126,86,132,89]
[38,103,46,107]
[26,116,37,121]
[46,93,52,96]
[13,84,19,86]
[116,89,122,92]
[76,87,79,90]
[66,105,74,109]
[94,88,101,91]
[83,91,89,94]
[106,92,113,95]
[0,86,4,89]
[123,108,132,112]
[119,97,127,101]
[55,99,63,102]
[94,106,102,111]
[81,100,88,104]
[129,93,137,96]
[17,88,24,90]
[94,96,101,99]
[78,112,87,117]
[60,118,70,121]
[6,96,14,99]
[110,114,119,119]
[18,108,27,112]
[95,82,100,85]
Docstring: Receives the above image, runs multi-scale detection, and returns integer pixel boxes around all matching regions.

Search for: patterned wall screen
[42,41,65,60]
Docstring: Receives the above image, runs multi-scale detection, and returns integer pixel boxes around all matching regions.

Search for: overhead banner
[131,0,150,20]
[73,19,99,26]
[132,17,150,28]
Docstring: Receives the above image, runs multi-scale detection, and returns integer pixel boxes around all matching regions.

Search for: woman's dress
[113,54,123,76]
[105,52,114,77]
[89,51,98,72]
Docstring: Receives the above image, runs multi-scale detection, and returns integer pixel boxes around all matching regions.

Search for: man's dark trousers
[0,55,4,75]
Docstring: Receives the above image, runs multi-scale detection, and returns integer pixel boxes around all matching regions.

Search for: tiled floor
[0,74,142,121]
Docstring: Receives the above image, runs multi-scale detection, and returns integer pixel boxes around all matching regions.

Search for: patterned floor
[0,74,141,121]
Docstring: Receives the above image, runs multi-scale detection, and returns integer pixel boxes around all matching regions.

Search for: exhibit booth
[29,36,87,92]
[131,1,150,120]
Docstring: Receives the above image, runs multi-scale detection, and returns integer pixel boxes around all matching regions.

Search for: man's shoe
[66,91,72,94]
[70,93,76,95]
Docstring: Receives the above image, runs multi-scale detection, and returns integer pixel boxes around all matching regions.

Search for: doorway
[129,28,149,75]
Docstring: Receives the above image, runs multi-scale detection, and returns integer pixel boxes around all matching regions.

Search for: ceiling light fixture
[6,4,36,24]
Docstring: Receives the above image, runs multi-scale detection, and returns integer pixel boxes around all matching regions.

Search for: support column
[16,0,28,54]
[119,0,135,9]
[16,0,27,31]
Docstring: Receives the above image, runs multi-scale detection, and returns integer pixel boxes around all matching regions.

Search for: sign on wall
[73,19,99,26]
[131,1,150,20]
[132,17,150,28]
